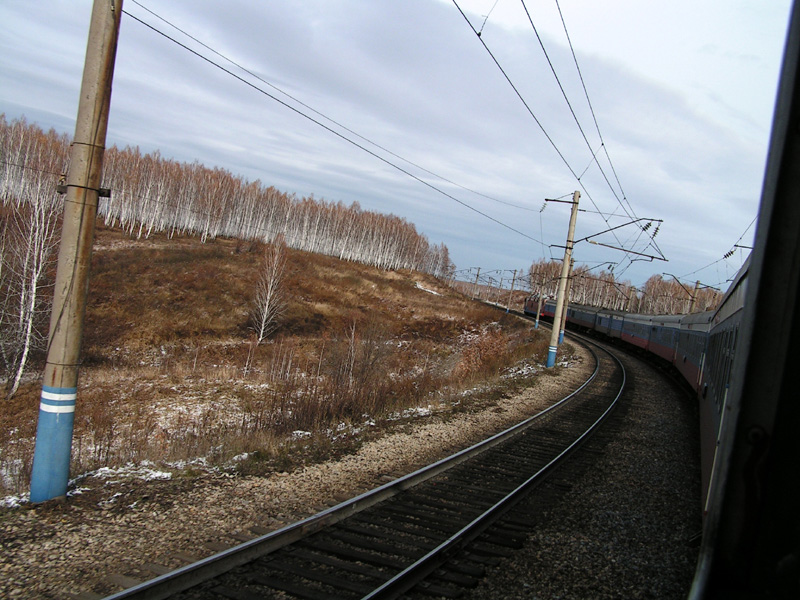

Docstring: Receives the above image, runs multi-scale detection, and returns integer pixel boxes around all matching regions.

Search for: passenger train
[523,256,749,510]
[514,2,800,589]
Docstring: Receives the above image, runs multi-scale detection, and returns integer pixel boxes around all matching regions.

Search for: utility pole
[689,280,700,313]
[535,293,543,329]
[506,269,517,313]
[29,0,123,503]
[472,267,481,300]
[547,191,580,368]
[559,258,574,344]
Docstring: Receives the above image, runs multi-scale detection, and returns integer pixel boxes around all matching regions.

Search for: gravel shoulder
[1,348,593,599]
[464,343,702,600]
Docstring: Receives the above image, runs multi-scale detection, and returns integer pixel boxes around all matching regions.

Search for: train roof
[681,310,715,331]
[648,314,685,326]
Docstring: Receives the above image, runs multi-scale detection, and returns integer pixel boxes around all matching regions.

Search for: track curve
[104,340,625,600]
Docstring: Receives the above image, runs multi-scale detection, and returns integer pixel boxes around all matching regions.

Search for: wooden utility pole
[547,191,580,368]
[30,0,123,502]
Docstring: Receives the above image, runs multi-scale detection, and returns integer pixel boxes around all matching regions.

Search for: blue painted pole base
[546,345,557,368]
[29,386,77,503]
[558,329,565,344]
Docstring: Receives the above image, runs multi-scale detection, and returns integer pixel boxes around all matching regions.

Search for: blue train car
[676,311,713,390]
[648,314,683,362]
[620,313,652,349]
[568,304,601,330]
[595,309,625,338]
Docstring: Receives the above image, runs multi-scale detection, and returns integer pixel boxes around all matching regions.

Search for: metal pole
[547,191,580,368]
[30,0,123,503]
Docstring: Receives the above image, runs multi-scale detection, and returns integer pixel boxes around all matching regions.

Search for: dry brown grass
[1,224,550,497]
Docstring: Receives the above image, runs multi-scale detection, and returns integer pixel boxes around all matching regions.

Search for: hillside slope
[2,225,557,497]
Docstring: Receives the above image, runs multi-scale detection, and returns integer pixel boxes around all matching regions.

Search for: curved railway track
[104,339,625,600]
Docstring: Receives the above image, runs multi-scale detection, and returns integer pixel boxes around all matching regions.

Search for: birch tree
[251,236,288,344]
[0,200,60,397]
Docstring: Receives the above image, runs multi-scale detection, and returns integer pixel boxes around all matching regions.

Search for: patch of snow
[75,462,173,484]
[387,405,434,420]
[99,492,123,507]
[415,282,440,295]
[0,493,28,508]
[230,452,253,462]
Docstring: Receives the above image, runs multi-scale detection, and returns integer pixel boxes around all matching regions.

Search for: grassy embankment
[1,224,566,496]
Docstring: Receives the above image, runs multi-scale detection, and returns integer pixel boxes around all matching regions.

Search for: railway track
[104,339,625,600]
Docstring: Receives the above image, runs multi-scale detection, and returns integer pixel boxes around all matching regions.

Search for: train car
[541,298,556,319]
[675,311,713,389]
[595,308,625,338]
[522,294,545,318]
[568,304,601,330]
[647,314,683,362]
[620,312,653,350]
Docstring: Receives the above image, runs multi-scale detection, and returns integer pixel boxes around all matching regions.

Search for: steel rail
[362,341,626,599]
[102,346,601,600]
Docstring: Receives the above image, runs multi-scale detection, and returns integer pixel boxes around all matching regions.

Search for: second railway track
[105,339,625,600]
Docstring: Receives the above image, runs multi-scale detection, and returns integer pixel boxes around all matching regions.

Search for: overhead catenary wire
[521,0,665,262]
[550,0,667,263]
[517,0,666,263]
[128,0,537,215]
[451,0,664,266]
[553,0,633,218]
[121,7,544,246]
[678,216,756,280]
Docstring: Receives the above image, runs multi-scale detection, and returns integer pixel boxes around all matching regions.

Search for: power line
[551,0,666,262]
[518,0,668,264]
[128,0,538,215]
[121,8,544,245]
[679,216,756,279]
[553,0,629,213]
[451,0,664,265]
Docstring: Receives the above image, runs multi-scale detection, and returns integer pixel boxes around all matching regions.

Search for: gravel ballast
[464,346,702,599]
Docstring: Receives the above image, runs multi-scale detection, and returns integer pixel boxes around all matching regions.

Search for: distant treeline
[0,115,455,278]
[528,259,721,315]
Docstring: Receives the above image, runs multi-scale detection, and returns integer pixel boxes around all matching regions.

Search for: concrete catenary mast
[546,191,580,368]
[29,0,123,502]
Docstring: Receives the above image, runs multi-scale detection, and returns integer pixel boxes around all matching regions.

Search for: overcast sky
[0,0,793,289]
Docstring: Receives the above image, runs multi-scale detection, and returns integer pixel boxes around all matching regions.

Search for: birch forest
[528,259,721,315]
[1,116,455,276]
[0,115,455,395]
